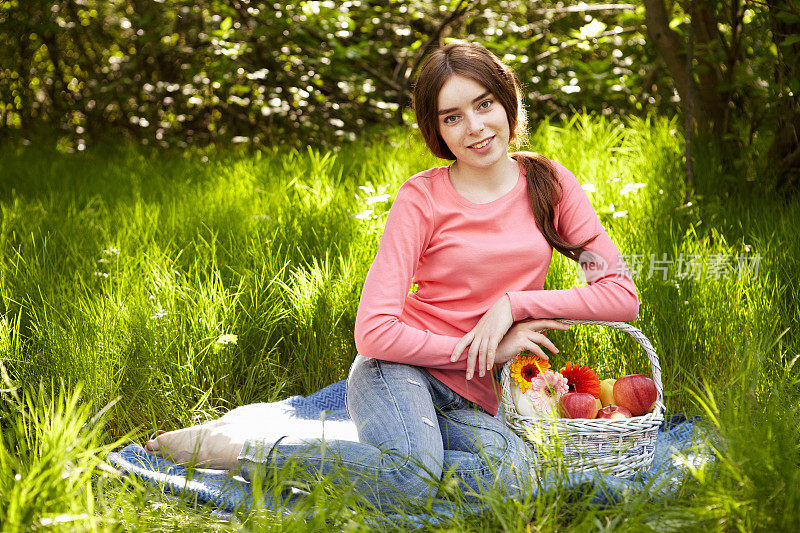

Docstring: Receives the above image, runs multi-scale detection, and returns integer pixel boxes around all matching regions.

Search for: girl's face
[436,74,511,171]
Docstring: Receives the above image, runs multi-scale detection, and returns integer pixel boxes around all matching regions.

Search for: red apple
[597,405,633,419]
[559,392,599,419]
[613,374,657,416]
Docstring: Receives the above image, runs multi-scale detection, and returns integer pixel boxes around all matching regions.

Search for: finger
[527,342,549,360]
[531,333,559,355]
[527,320,571,333]
[451,338,465,363]
[478,336,490,377]
[451,331,474,362]
[486,339,497,372]
[466,341,481,380]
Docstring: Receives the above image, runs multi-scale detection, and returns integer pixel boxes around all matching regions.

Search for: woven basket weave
[499,319,665,478]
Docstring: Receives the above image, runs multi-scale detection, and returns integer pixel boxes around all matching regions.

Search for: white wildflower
[620,182,647,195]
[217,333,238,345]
[350,210,373,220]
[365,193,390,205]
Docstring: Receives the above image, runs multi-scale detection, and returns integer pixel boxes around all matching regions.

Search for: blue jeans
[238,355,531,509]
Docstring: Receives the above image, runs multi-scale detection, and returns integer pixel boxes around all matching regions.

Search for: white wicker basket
[500,319,666,478]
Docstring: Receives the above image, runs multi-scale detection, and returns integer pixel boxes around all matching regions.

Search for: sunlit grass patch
[0,112,798,529]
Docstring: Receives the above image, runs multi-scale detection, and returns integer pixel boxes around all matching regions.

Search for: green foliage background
[0,0,790,159]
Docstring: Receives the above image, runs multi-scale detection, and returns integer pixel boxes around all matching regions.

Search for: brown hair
[411,41,595,260]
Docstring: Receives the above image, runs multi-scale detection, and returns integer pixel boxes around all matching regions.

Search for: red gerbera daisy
[559,361,601,398]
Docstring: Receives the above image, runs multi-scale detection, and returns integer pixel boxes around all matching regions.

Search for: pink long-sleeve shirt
[354,159,639,415]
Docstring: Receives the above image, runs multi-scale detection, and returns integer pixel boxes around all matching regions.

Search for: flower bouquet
[510,354,602,419]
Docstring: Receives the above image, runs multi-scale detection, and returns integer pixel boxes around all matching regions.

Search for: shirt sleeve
[354,178,470,369]
[505,161,640,322]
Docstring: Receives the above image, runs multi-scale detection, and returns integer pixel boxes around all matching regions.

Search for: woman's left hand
[450,295,514,380]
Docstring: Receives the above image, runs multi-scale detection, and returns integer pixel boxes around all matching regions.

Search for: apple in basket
[599,378,616,407]
[613,374,657,416]
[559,392,599,419]
[597,405,633,419]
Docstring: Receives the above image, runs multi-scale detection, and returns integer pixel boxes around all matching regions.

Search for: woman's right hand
[491,319,571,368]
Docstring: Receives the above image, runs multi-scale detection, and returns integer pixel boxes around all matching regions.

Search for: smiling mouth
[469,136,494,149]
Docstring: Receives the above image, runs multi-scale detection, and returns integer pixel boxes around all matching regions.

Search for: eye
[479,99,493,110]
[443,115,459,125]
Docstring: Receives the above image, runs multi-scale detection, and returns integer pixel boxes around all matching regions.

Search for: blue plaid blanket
[107,379,710,526]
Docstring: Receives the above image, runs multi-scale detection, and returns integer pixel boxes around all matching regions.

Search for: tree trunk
[692,0,729,137]
[643,0,709,128]
[643,0,739,136]
[766,0,800,193]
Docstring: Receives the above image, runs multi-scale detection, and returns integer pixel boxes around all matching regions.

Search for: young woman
[145,41,639,509]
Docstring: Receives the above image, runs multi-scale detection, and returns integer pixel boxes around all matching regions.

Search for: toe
[144,430,166,453]
[144,439,160,454]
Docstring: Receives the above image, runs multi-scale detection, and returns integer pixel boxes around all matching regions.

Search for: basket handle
[500,319,664,406]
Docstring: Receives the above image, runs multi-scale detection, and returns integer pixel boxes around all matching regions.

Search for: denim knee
[494,433,532,493]
[464,424,529,490]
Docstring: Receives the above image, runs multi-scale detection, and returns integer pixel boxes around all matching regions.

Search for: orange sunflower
[509,353,551,393]
[559,361,601,398]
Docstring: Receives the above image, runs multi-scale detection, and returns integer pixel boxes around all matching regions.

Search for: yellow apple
[599,378,616,407]
[595,398,602,413]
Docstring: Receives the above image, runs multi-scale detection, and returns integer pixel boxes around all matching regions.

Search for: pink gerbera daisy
[525,370,569,415]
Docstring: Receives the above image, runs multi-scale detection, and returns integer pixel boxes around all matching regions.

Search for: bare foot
[144,421,244,470]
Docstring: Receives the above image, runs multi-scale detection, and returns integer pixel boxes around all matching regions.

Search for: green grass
[1,112,798,531]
